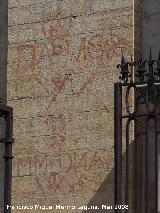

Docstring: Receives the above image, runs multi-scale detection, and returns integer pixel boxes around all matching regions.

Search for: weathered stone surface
[8,0,135,210]
[8,8,133,44]
[12,110,114,138]
[8,27,133,65]
[12,176,36,199]
[9,0,133,21]
[12,196,61,213]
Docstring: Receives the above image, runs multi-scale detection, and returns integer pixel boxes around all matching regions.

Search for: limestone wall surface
[8,0,134,212]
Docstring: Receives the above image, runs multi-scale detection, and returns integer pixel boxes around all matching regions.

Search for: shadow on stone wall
[82,128,157,213]
[81,118,136,212]
[82,145,130,213]
[82,169,114,213]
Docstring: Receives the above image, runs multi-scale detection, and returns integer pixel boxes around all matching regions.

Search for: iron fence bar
[155,117,158,213]
[0,106,14,213]
[125,83,138,116]
[0,104,13,114]
[115,51,160,213]
[146,83,157,113]
[114,83,122,213]
[134,119,138,213]
[125,119,130,212]
[122,112,160,119]
[145,118,149,213]
[121,80,160,87]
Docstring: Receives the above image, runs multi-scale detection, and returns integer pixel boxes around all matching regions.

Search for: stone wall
[8,0,135,212]
[142,0,160,58]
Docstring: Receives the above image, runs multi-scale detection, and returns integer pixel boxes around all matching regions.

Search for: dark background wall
[142,0,160,59]
[142,0,160,211]
[0,0,8,104]
[0,0,8,211]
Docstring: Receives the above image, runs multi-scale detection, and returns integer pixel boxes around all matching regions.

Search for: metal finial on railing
[135,56,147,82]
[155,50,160,78]
[116,50,160,83]
[148,48,155,81]
[129,55,134,82]
[129,54,137,83]
[114,50,160,213]
[117,54,130,83]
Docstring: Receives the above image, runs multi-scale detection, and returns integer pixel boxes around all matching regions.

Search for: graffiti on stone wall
[45,114,66,142]
[14,31,130,113]
[12,19,129,196]
[14,149,112,195]
[14,31,130,112]
[34,69,73,145]
[15,32,130,71]
[34,69,73,106]
[41,21,69,39]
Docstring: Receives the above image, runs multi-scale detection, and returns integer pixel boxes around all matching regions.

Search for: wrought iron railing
[0,104,14,213]
[114,49,160,213]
